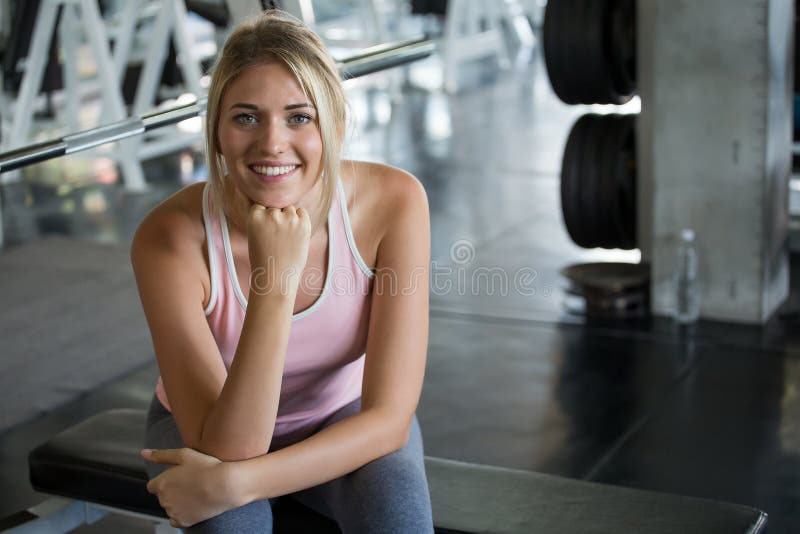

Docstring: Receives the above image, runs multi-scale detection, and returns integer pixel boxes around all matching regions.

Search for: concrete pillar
[637,0,793,323]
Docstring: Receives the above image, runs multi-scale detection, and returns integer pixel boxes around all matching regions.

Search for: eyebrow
[229,102,315,111]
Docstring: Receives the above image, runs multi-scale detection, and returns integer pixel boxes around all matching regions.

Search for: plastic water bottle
[673,229,700,324]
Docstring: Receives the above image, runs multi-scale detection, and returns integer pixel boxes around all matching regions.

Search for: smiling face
[218,62,323,211]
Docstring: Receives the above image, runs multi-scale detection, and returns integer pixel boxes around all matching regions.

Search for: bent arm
[132,202,296,461]
[231,170,430,502]
[199,291,294,459]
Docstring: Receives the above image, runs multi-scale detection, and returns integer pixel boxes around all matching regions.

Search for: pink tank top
[155,179,375,444]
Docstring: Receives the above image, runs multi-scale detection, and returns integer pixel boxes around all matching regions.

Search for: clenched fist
[247,204,312,298]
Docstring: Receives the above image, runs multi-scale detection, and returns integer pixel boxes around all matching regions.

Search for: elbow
[365,407,415,456]
[192,433,270,461]
[382,415,413,456]
[197,443,268,462]
[390,430,410,455]
[215,446,268,462]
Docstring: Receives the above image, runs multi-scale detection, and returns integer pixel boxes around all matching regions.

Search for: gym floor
[1,8,800,534]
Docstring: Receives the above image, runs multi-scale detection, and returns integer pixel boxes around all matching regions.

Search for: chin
[251,193,298,209]
[260,199,293,209]
[228,181,288,209]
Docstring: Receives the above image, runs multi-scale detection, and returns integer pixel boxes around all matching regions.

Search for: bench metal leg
[3,498,106,533]
[1,497,179,534]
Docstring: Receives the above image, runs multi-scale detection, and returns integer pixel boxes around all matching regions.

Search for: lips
[249,164,299,177]
[247,163,300,184]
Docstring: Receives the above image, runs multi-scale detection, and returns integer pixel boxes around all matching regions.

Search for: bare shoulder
[131,182,206,257]
[131,181,209,308]
[344,160,429,238]
[347,160,426,202]
[342,161,429,272]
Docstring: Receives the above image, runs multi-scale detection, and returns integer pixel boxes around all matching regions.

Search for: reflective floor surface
[1,11,800,534]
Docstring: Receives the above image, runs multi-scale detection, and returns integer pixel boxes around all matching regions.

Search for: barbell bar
[0,37,436,174]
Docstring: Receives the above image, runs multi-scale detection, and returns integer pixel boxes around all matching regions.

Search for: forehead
[222,62,308,104]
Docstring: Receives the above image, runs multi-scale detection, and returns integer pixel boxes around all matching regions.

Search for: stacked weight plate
[543,0,636,105]
[544,0,642,317]
[561,262,650,319]
[560,114,636,250]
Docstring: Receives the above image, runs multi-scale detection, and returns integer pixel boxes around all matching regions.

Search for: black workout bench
[4,409,767,533]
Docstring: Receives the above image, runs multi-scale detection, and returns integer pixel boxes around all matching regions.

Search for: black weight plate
[596,115,625,248]
[578,0,629,104]
[561,114,591,245]
[615,115,637,249]
[544,0,582,104]
[576,0,613,104]
[545,0,623,105]
[543,0,565,100]
[545,0,630,105]
[597,114,627,248]
[561,116,582,244]
[593,114,613,247]
[578,115,603,248]
[606,0,636,97]
[567,0,594,103]
[612,117,635,249]
[573,114,595,247]
[575,114,603,247]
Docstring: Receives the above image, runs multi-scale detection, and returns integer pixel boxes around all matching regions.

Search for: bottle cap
[681,229,695,242]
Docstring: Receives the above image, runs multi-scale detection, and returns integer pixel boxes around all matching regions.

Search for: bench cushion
[426,457,767,534]
[29,409,161,517]
[29,409,767,534]
[27,409,346,533]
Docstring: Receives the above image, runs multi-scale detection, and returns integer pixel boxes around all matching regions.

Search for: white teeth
[251,165,297,176]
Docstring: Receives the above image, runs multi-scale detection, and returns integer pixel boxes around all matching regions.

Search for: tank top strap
[202,182,226,315]
[333,178,375,279]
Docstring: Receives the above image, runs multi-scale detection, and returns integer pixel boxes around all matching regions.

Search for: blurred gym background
[0,0,798,532]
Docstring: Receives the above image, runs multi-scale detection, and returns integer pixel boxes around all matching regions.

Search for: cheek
[218,126,249,157]
[299,132,323,165]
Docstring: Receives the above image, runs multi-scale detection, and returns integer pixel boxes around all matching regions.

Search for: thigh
[143,396,185,479]
[183,501,273,534]
[142,396,275,534]
[291,401,434,534]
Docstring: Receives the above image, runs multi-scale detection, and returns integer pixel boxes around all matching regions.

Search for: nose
[260,120,287,155]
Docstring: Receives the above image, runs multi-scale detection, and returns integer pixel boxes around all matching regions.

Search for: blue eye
[289,114,312,125]
[234,113,257,124]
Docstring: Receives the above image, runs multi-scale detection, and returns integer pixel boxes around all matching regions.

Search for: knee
[183,500,273,534]
[353,446,427,487]
[335,458,433,534]
[339,450,432,519]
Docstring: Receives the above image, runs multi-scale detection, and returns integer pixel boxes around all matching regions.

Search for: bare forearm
[199,292,294,460]
[232,409,409,503]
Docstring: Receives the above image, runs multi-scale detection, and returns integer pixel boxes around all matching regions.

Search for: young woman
[132,10,432,532]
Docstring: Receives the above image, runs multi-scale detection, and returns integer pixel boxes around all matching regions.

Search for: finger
[141,448,182,465]
[282,204,297,215]
[146,478,157,494]
[170,518,180,528]
[249,203,266,215]
[296,208,311,228]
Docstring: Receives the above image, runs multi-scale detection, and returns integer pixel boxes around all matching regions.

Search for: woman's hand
[247,204,311,298]
[142,447,244,528]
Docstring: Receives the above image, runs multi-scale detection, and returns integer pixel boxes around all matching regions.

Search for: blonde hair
[205,9,346,226]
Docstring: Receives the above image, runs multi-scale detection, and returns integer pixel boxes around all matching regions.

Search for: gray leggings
[143,397,434,533]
